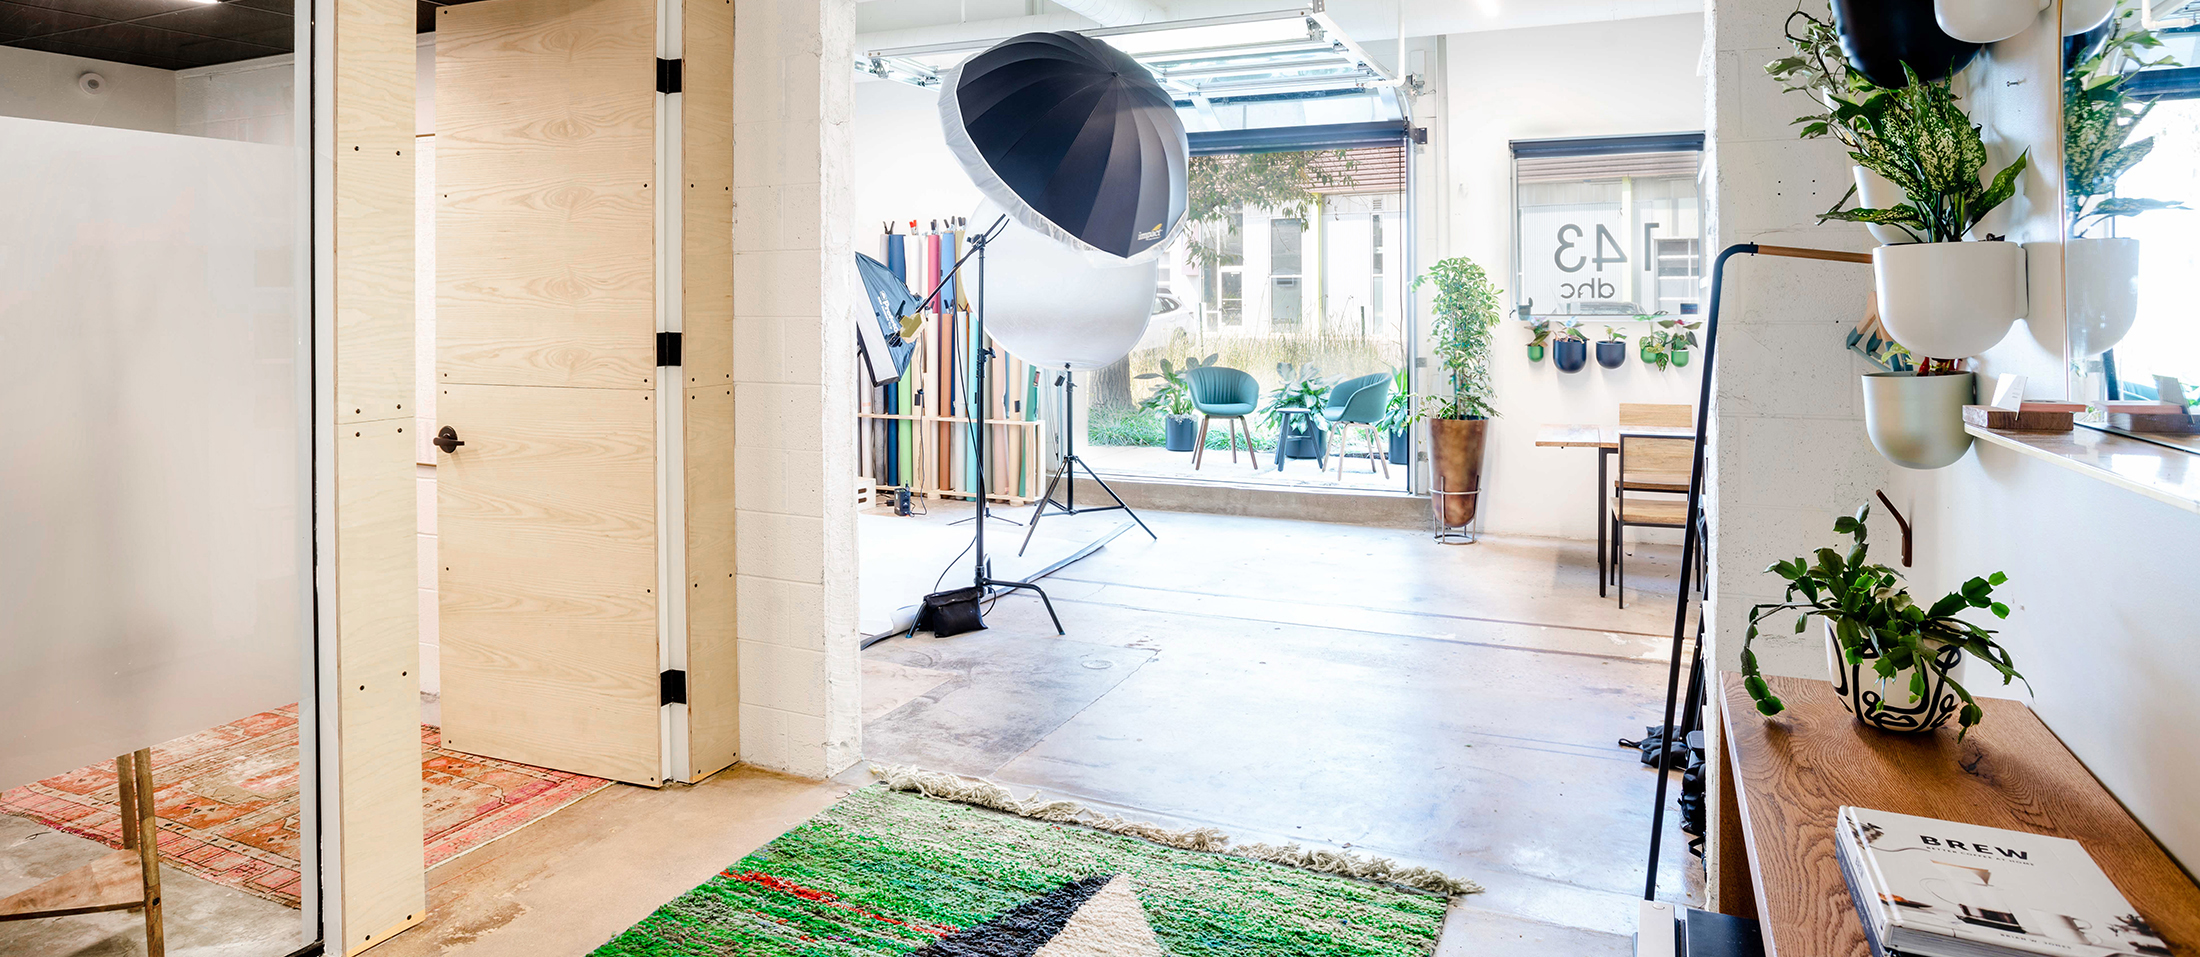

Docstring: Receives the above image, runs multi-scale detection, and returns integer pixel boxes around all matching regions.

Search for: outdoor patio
[1080,441,1408,492]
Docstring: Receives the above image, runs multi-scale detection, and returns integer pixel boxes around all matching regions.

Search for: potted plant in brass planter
[1406,257,1500,533]
[1738,505,2025,737]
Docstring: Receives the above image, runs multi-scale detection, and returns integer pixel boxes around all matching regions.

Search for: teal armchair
[1184,365,1260,470]
[1322,372,1393,479]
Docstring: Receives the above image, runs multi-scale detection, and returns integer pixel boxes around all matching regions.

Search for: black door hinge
[657,58,683,95]
[660,669,687,706]
[657,331,682,367]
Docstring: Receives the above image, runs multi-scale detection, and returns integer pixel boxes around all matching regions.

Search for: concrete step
[1066,475,1431,529]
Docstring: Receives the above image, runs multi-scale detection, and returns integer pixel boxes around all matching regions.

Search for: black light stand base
[1020,368,1158,556]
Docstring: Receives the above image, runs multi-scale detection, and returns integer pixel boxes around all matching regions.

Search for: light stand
[923,221,1064,635]
[1018,363,1157,556]
[1641,243,1873,903]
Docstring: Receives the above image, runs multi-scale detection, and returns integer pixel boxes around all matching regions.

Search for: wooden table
[1718,672,2200,956]
[1534,423,1694,598]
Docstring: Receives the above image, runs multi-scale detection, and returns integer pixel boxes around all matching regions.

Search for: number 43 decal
[1553,223,1627,274]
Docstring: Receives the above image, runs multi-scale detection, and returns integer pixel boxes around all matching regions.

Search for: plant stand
[0,749,163,956]
[1430,474,1481,544]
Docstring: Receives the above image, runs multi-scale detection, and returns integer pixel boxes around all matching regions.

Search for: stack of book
[1835,806,2170,957]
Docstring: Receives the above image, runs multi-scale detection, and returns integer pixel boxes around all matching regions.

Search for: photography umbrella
[940,31,1188,262]
[854,252,921,384]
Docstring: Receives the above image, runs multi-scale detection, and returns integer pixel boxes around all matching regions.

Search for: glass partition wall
[0,1,318,952]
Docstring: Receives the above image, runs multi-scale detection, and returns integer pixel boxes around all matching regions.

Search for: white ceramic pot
[1935,0,2045,43]
[1826,622,1965,733]
[1862,372,1976,469]
[2066,236,2141,357]
[1853,166,1917,246]
[2062,0,2115,35]
[1873,241,2026,359]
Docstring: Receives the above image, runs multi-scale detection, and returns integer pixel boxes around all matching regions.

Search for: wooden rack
[857,307,1049,508]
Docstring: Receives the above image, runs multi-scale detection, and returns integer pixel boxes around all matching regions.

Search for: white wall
[852,77,981,248]
[1433,14,1709,539]
[0,46,175,133]
[176,53,296,145]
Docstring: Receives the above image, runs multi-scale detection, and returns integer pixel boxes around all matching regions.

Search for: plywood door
[435,0,663,786]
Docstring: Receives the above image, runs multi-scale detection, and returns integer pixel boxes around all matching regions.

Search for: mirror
[2064,0,2200,450]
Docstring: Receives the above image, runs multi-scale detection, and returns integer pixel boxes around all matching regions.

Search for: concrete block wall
[731,0,862,778]
[1703,0,1891,679]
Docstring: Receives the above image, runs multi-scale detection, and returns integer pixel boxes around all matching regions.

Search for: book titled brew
[1835,806,2170,957]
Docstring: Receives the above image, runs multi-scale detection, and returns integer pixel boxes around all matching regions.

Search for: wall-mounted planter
[2066,236,2141,357]
[1595,341,1627,369]
[1832,0,1982,86]
[2062,0,2115,35]
[1873,241,2025,359]
[1934,0,2046,44]
[1862,371,1976,469]
[1552,339,1588,373]
[1671,348,1691,367]
[1527,344,1546,362]
[1853,166,1919,246]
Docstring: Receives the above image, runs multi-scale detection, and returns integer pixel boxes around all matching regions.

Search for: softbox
[940,31,1189,262]
[854,252,920,384]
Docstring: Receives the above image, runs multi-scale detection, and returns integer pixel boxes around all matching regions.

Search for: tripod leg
[1018,464,1068,556]
[1075,457,1157,541]
[991,579,1065,635]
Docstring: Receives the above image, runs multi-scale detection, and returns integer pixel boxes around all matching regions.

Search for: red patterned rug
[0,704,610,908]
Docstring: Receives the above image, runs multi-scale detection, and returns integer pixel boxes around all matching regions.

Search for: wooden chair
[0,749,164,956]
[1608,433,1694,609]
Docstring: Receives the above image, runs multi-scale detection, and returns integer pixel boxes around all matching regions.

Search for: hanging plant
[1821,64,2027,243]
[2065,8,2183,238]
[1526,319,1552,362]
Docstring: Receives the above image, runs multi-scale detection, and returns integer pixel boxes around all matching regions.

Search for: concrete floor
[0,814,307,957]
[856,506,1704,955]
[18,506,1701,956]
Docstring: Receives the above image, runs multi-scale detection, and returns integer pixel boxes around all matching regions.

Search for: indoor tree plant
[1262,363,1333,460]
[1739,505,2025,737]
[2064,7,2182,356]
[1550,320,1589,374]
[1136,353,1216,452]
[1596,325,1629,370]
[1406,257,1500,529]
[1526,319,1552,362]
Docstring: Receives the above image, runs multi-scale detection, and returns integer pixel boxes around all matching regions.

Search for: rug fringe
[868,764,1483,897]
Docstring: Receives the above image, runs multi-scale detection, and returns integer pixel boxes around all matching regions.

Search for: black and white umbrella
[940,31,1188,262]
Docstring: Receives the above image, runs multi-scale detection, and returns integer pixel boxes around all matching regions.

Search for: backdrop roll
[972,200,1156,372]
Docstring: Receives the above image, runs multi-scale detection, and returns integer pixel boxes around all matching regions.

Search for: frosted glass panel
[0,116,306,790]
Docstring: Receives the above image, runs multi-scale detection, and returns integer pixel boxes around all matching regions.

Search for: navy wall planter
[1552,339,1588,373]
[1164,415,1197,452]
[1596,340,1628,369]
[1831,0,1981,87]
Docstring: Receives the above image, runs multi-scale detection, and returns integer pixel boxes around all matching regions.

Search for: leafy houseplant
[1136,353,1216,452]
[1658,316,1701,367]
[1374,366,1413,467]
[2064,9,2182,356]
[1595,325,1629,370]
[1739,506,2024,737]
[1641,331,1673,371]
[1526,320,1552,362]
[1550,320,1589,374]
[1262,362,1333,460]
[1406,257,1501,528]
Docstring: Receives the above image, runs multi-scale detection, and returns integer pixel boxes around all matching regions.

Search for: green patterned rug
[590,782,1456,956]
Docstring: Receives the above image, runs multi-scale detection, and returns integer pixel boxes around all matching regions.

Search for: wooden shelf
[1965,424,2200,516]
[1717,673,2200,956]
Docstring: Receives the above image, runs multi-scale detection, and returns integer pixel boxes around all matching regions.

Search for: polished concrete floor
[9,507,1701,956]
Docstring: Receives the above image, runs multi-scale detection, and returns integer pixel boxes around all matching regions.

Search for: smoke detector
[78,72,106,95]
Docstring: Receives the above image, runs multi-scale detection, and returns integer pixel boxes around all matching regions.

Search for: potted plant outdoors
[1136,353,1216,452]
[2065,10,2183,357]
[1262,363,1333,460]
[1526,319,1552,362]
[1739,505,2025,737]
[1595,326,1630,369]
[1374,366,1413,467]
[1823,64,2029,360]
[1406,257,1501,529]
[1550,320,1590,373]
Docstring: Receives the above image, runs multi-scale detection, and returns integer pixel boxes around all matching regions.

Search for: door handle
[434,426,466,454]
